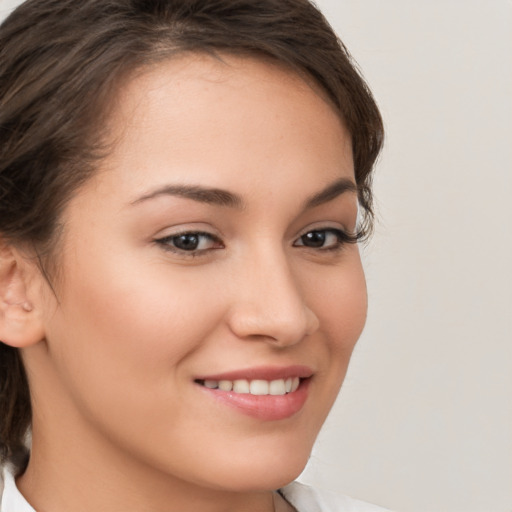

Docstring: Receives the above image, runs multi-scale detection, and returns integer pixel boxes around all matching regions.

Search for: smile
[196,377,301,396]
[194,367,313,421]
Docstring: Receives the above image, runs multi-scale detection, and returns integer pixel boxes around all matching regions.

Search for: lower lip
[198,379,310,421]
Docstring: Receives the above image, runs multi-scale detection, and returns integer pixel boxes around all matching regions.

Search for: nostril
[226,265,318,344]
[226,298,319,346]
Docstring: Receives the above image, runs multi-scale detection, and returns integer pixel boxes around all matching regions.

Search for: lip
[194,365,313,421]
[194,365,314,382]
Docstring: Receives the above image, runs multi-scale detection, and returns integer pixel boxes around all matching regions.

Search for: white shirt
[0,464,390,512]
[0,466,33,512]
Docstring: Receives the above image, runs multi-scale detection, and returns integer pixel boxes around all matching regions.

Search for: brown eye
[294,228,351,250]
[156,232,223,253]
[173,233,201,251]
[300,231,327,248]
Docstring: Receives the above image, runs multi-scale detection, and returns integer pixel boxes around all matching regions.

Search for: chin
[250,462,307,491]
[199,439,313,492]
[210,465,307,493]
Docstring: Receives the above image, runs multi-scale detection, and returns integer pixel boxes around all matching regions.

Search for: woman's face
[33,55,367,491]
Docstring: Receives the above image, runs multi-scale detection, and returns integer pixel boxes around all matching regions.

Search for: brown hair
[0,0,383,471]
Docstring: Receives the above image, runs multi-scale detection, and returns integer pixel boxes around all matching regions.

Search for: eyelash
[155,231,223,257]
[293,228,359,251]
[154,228,360,257]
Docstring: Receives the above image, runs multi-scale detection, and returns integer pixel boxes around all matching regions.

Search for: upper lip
[195,365,314,382]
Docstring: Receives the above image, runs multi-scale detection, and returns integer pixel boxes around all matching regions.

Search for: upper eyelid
[295,222,350,238]
[158,230,216,238]
[154,224,223,240]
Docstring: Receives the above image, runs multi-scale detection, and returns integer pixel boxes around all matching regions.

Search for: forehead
[117,52,337,111]
[107,53,348,147]
[92,53,354,197]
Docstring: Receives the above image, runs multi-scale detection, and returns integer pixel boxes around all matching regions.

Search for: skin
[9,54,367,512]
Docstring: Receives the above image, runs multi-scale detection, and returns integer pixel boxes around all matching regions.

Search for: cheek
[41,252,235,478]
[308,252,367,357]
[44,250,224,414]
[305,251,367,426]
[331,269,367,356]
[297,249,367,404]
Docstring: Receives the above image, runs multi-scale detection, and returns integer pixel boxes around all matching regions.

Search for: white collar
[0,464,35,512]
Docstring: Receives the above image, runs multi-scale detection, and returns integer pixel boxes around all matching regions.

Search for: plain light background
[1,1,511,511]
[299,2,512,512]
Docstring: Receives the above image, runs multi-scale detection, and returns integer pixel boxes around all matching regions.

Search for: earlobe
[0,243,45,348]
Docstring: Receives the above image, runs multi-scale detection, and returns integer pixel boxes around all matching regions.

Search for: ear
[0,242,45,348]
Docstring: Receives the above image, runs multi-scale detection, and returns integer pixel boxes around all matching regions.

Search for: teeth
[269,379,286,395]
[218,380,233,391]
[233,379,250,393]
[250,380,269,395]
[199,377,302,395]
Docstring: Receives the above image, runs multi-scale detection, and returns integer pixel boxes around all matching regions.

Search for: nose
[226,250,320,347]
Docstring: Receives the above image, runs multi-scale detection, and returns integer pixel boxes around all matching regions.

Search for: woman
[0,1,385,510]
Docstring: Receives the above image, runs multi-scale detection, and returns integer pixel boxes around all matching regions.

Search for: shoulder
[280,481,392,512]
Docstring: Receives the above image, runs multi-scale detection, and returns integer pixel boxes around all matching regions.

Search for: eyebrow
[303,177,357,209]
[131,184,244,209]
[131,177,357,210]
